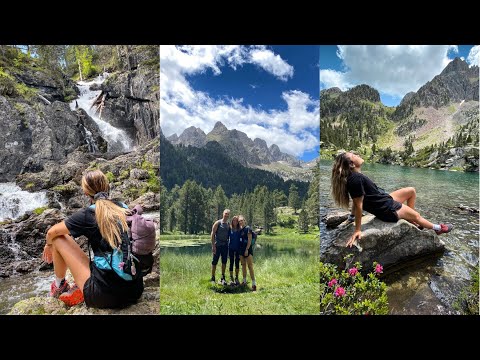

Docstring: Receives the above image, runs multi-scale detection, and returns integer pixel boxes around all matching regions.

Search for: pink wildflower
[375,263,383,274]
[328,278,337,288]
[348,267,358,276]
[334,287,346,297]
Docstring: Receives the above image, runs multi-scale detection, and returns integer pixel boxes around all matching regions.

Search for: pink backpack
[127,205,157,255]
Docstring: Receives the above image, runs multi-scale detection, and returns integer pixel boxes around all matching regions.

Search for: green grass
[160,228,318,314]
[33,207,47,215]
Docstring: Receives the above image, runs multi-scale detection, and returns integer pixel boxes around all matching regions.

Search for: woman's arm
[42,221,70,263]
[244,230,252,257]
[346,196,364,248]
[46,221,70,245]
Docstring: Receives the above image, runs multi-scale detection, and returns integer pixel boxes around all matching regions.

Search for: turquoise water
[320,159,479,314]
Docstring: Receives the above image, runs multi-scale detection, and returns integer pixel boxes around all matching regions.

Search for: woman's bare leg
[396,204,434,229]
[52,235,90,292]
[390,187,416,209]
[246,255,255,282]
[240,256,247,282]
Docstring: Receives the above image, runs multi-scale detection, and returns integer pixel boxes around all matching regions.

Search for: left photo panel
[0,45,160,314]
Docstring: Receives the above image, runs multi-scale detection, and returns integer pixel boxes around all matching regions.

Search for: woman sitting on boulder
[331,151,453,248]
[41,169,143,308]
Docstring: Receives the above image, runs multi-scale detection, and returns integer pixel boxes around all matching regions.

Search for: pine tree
[305,161,320,227]
[263,192,275,234]
[298,209,309,234]
[288,184,301,214]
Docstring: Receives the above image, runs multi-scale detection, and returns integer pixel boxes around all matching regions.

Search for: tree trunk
[77,57,83,81]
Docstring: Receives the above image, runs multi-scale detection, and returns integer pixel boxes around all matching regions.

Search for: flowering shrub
[320,261,388,315]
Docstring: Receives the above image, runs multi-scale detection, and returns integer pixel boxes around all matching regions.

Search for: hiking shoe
[235,277,240,286]
[220,276,227,286]
[210,276,216,285]
[229,278,235,286]
[241,281,247,287]
[435,223,453,235]
[252,285,257,292]
[49,279,70,298]
[59,284,84,307]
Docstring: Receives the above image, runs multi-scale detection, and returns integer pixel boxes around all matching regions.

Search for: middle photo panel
[159,45,320,315]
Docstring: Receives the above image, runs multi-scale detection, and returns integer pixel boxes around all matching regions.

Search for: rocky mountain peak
[211,121,228,133]
[254,138,268,149]
[441,57,470,75]
[345,84,380,103]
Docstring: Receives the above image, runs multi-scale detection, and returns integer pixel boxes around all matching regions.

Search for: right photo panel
[160,45,320,314]
[319,45,479,315]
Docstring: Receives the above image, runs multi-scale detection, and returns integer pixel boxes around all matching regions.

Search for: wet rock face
[320,215,445,273]
[0,97,106,182]
[0,209,66,277]
[101,67,159,146]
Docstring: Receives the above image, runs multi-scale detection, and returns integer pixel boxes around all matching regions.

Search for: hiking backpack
[89,203,156,280]
[241,226,257,246]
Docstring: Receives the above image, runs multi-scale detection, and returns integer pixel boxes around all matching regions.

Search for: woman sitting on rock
[331,151,453,248]
[41,169,143,308]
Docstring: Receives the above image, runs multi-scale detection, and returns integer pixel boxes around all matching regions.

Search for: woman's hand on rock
[347,230,362,248]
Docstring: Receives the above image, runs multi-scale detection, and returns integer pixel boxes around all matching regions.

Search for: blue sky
[160,45,319,161]
[319,45,478,107]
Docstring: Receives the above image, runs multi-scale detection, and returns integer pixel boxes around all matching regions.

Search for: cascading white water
[0,183,48,221]
[82,125,98,153]
[70,73,134,152]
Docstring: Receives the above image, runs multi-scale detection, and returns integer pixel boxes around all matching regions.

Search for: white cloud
[249,47,294,81]
[320,45,460,98]
[467,45,479,67]
[319,69,352,90]
[160,45,318,157]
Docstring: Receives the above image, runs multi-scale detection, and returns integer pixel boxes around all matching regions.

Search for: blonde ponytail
[81,170,128,249]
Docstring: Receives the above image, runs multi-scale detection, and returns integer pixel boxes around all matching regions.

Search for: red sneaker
[49,280,70,298]
[435,223,453,235]
[59,284,84,307]
[251,285,257,292]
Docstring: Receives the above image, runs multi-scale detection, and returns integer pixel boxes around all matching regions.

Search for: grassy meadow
[160,207,319,315]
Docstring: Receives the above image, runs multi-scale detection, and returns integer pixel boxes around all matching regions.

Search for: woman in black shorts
[41,169,143,308]
[331,152,453,247]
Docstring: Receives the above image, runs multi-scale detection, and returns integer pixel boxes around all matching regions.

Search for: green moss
[33,207,47,215]
[14,102,26,115]
[25,182,35,189]
[449,166,464,172]
[118,169,130,180]
[105,171,115,183]
[14,82,37,101]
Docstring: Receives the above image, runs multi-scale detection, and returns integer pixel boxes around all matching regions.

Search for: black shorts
[83,263,144,309]
[240,244,253,257]
[212,244,228,265]
[375,200,402,222]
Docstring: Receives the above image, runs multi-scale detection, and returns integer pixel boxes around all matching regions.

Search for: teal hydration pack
[89,203,156,280]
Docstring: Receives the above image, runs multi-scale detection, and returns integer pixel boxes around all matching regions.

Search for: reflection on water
[320,159,479,314]
[161,239,316,259]
[0,271,53,314]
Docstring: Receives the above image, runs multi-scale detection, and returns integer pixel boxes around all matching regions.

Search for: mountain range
[320,57,479,171]
[166,121,316,181]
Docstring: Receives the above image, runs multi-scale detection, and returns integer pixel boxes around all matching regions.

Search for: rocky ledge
[8,272,159,315]
[320,214,445,273]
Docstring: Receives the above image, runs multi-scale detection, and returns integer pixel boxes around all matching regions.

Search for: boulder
[320,214,445,273]
[8,286,159,315]
[322,210,350,228]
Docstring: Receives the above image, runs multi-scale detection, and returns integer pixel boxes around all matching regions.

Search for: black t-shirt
[64,207,112,256]
[347,172,394,215]
[239,226,252,245]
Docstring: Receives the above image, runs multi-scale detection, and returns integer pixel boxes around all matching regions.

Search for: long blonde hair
[331,152,354,209]
[81,170,128,249]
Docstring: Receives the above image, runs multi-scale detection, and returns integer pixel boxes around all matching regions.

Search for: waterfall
[0,183,48,222]
[81,125,98,153]
[70,73,134,152]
